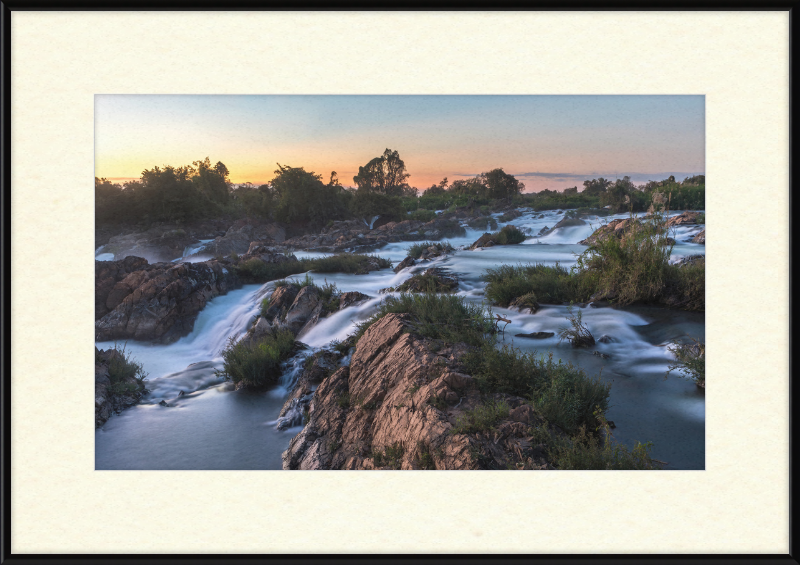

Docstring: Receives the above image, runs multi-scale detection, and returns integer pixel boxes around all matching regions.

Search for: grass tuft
[215,330,296,388]
[450,400,510,435]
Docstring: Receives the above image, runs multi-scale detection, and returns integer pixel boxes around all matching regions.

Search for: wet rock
[282,286,323,336]
[579,218,637,246]
[95,256,150,319]
[262,285,300,324]
[95,258,239,343]
[692,230,705,244]
[596,335,615,343]
[593,351,611,359]
[665,211,701,228]
[540,216,586,236]
[339,291,370,310]
[673,254,705,269]
[514,332,554,339]
[394,256,416,273]
[101,226,200,263]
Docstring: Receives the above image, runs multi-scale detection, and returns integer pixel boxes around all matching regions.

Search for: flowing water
[95,210,705,470]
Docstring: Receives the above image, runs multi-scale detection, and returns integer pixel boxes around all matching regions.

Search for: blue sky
[95,95,705,192]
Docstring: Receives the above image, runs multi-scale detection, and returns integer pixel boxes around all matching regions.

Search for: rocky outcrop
[95,347,147,428]
[189,219,286,259]
[279,217,466,253]
[258,284,371,339]
[665,211,701,228]
[95,256,151,319]
[339,291,370,310]
[394,256,416,273]
[100,226,201,263]
[692,230,705,244]
[282,314,555,470]
[95,258,239,343]
[578,218,637,246]
[540,216,586,236]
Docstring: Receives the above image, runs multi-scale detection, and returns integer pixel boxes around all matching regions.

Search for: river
[95,209,705,470]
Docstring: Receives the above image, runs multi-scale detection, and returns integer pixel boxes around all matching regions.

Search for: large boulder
[281,286,324,336]
[393,256,416,273]
[692,230,705,244]
[95,258,239,343]
[282,314,554,470]
[197,219,286,258]
[666,211,701,228]
[578,218,637,246]
[95,256,150,319]
[100,226,200,263]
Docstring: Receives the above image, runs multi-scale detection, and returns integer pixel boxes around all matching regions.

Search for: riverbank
[95,206,705,469]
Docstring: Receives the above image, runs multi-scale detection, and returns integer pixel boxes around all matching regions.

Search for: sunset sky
[95,95,705,192]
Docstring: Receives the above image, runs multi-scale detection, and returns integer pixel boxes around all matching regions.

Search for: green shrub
[415,441,436,470]
[105,344,148,396]
[406,241,454,259]
[665,336,705,387]
[372,442,405,469]
[354,293,494,347]
[450,400,510,435]
[215,330,296,388]
[531,419,660,470]
[462,347,609,434]
[495,224,526,245]
[558,306,595,348]
[483,263,577,306]
[573,214,673,305]
[395,272,456,293]
[409,209,437,222]
[483,212,704,311]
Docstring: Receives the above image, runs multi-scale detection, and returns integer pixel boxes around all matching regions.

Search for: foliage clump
[215,330,296,388]
[665,336,705,388]
[104,344,149,396]
[450,400,511,435]
[406,241,454,260]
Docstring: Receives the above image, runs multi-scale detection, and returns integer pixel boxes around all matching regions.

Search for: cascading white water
[96,208,706,470]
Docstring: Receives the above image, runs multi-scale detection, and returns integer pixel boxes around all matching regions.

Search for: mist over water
[96,209,705,470]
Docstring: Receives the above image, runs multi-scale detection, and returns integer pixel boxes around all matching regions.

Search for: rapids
[95,209,705,470]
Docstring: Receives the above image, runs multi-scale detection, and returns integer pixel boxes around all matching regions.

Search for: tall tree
[353,148,411,196]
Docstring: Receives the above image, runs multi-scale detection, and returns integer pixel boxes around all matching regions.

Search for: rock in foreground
[282,314,555,470]
[95,257,240,343]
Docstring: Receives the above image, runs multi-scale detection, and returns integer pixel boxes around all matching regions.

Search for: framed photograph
[4,7,792,559]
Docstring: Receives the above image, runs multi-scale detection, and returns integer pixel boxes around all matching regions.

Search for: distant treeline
[96,150,704,227]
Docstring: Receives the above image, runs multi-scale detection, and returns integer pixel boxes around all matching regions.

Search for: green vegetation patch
[530,420,660,470]
[450,399,510,435]
[484,263,578,307]
[665,336,705,388]
[372,442,405,469]
[483,213,704,312]
[462,347,610,434]
[215,330,296,388]
[354,293,494,347]
[406,241,454,260]
[105,344,148,396]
